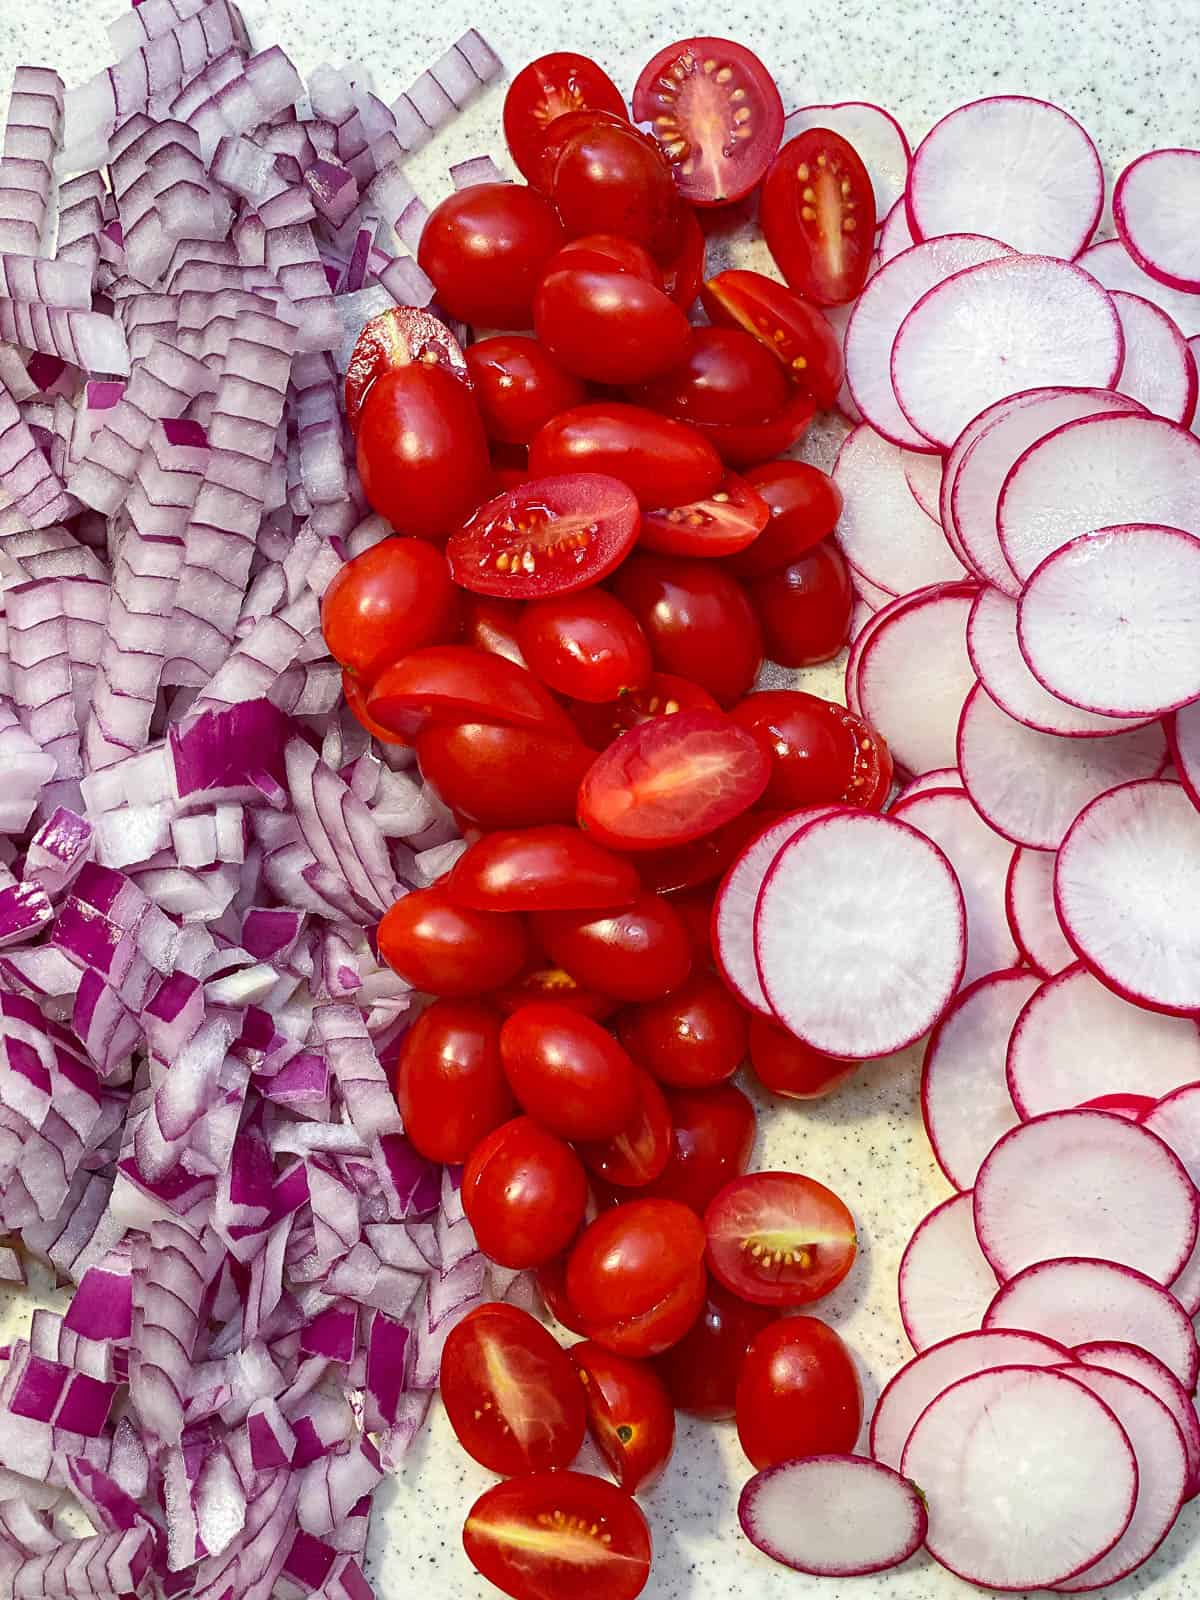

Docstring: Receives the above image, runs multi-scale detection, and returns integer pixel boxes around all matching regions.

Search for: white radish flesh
[1143,1087,1200,1318]
[903,449,943,524]
[890,769,961,808]
[877,198,914,264]
[783,102,911,220]
[845,587,927,716]
[850,567,895,611]
[1005,847,1076,974]
[1112,291,1198,425]
[1078,237,1200,337]
[832,425,967,594]
[1076,1341,1200,1501]
[1114,148,1200,295]
[737,1454,927,1578]
[1169,699,1200,808]
[898,1190,998,1352]
[858,585,977,776]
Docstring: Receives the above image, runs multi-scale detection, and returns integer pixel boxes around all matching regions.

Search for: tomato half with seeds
[449,827,641,913]
[617,972,749,1088]
[500,1004,640,1141]
[609,554,763,707]
[569,673,719,750]
[377,887,530,997]
[729,690,893,811]
[447,474,640,600]
[705,1171,858,1307]
[654,1274,773,1418]
[344,306,468,432]
[530,404,723,511]
[534,895,693,1004]
[577,1066,673,1188]
[535,267,692,386]
[630,327,792,427]
[463,1116,589,1268]
[632,37,784,206]
[569,1342,676,1494]
[321,536,459,683]
[463,1471,652,1600]
[466,336,588,446]
[392,1000,513,1163]
[736,1316,863,1469]
[726,461,844,579]
[645,1082,757,1214]
[639,473,769,558]
[518,591,652,704]
[760,129,877,307]
[503,52,629,185]
[748,1014,860,1099]
[418,183,566,329]
[367,645,575,741]
[567,1198,708,1357]
[441,1303,587,1475]
[417,723,594,829]
[745,541,854,667]
[701,269,845,408]
[552,120,684,262]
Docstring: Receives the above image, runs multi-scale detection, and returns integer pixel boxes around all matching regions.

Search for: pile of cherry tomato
[322,36,888,1600]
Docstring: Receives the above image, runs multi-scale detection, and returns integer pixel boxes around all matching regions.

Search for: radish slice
[858,585,977,776]
[783,102,911,220]
[833,425,968,594]
[845,588,914,716]
[891,256,1124,450]
[1114,148,1200,295]
[1056,779,1200,1015]
[1078,238,1200,338]
[956,684,1168,849]
[849,596,876,641]
[998,412,1200,584]
[922,968,1040,1190]
[877,198,915,264]
[1017,524,1200,718]
[983,1257,1199,1389]
[1112,291,1198,426]
[850,568,894,610]
[901,1365,1137,1590]
[907,96,1104,259]
[973,1110,1199,1286]
[903,450,943,524]
[890,769,961,808]
[844,236,1012,451]
[1168,700,1200,809]
[898,1190,998,1352]
[738,1455,927,1578]
[1006,964,1200,1120]
[755,811,966,1058]
[1142,1087,1200,1319]
[1005,848,1076,975]
[1077,1341,1200,1501]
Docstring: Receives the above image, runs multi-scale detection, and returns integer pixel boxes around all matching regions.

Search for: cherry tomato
[503,52,629,186]
[378,887,529,997]
[463,1471,652,1600]
[736,1315,863,1468]
[748,1014,860,1099]
[525,108,631,195]
[569,673,719,750]
[392,1000,512,1163]
[631,327,792,427]
[729,690,893,811]
[566,1198,707,1357]
[449,827,640,914]
[654,1274,773,1418]
[460,594,529,666]
[494,961,619,1023]
[342,667,409,744]
[356,364,491,541]
[500,1003,640,1140]
[746,542,854,668]
[533,892,692,1003]
[418,183,565,328]
[577,709,769,851]
[705,1171,858,1306]
[344,306,468,431]
[644,1082,756,1213]
[666,886,717,969]
[517,592,652,705]
[551,121,683,262]
[417,723,595,829]
[321,537,458,683]
[701,269,845,409]
[448,474,641,600]
[639,473,768,559]
[535,267,692,386]
[760,130,877,307]
[530,404,723,511]
[537,1254,595,1335]
[441,1303,587,1474]
[569,1341,675,1494]
[660,208,706,309]
[634,810,770,896]
[725,461,844,579]
[610,554,763,707]
[578,1066,673,1188]
[463,1116,589,1268]
[617,972,748,1087]
[465,336,588,445]
[632,38,784,206]
[368,645,574,742]
[550,234,662,285]
[685,386,816,468]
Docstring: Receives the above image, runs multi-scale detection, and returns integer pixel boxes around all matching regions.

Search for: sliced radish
[844,587,930,716]
[1143,1087,1200,1318]
[922,968,1041,1190]
[1056,778,1200,1015]
[973,1110,1199,1285]
[1168,699,1200,809]
[849,596,876,641]
[890,768,961,808]
[998,411,1200,584]
[1114,148,1200,295]
[1112,291,1198,426]
[844,236,1012,451]
[851,567,896,611]
[901,1365,1137,1590]
[983,1257,1198,1389]
[1078,238,1200,337]
[903,450,943,524]
[907,95,1104,258]
[956,684,1168,849]
[738,1454,926,1578]
[755,811,966,1058]
[891,256,1124,450]
[857,585,977,776]
[1076,1341,1200,1501]
[832,425,968,594]
[783,102,911,220]
[898,1190,998,1352]
[1005,847,1076,974]
[877,198,914,265]
[1006,963,1200,1119]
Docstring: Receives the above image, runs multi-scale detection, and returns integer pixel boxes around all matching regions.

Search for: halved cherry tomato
[500,1004,640,1140]
[321,537,458,683]
[494,961,619,1022]
[748,1013,860,1098]
[417,723,595,829]
[530,404,723,511]
[617,972,749,1088]
[569,672,719,750]
[569,1341,676,1494]
[377,887,529,997]
[551,120,683,262]
[549,234,662,285]
[704,1170,858,1306]
[760,129,877,307]
[639,473,769,558]
[533,893,692,1003]
[465,336,587,445]
[643,1082,756,1213]
[660,208,706,309]
[448,827,640,913]
[367,645,574,741]
[392,1000,513,1163]
[630,327,791,426]
[448,474,641,599]
[610,554,763,707]
[701,269,845,408]
[632,38,784,206]
[418,183,565,328]
[735,1315,863,1469]
[578,1066,673,1188]
[729,690,893,811]
[654,1274,773,1418]
[518,592,652,704]
[726,460,845,578]
[535,267,692,385]
[577,709,770,851]
[344,307,468,431]
[441,1303,587,1475]
[460,594,529,666]
[463,1116,589,1268]
[525,108,631,195]
[463,1471,652,1600]
[566,1198,707,1357]
[746,541,854,667]
[634,810,770,896]
[503,52,629,186]
[342,668,409,745]
[686,386,817,468]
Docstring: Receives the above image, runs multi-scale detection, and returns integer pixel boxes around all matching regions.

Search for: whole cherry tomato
[618,972,749,1087]
[494,961,619,1023]
[736,1315,864,1468]
[503,52,629,186]
[686,387,816,468]
[729,690,893,810]
[321,537,458,683]
[577,1066,673,1188]
[552,120,683,261]
[645,1082,756,1213]
[463,1116,589,1267]
[524,107,631,194]
[568,672,719,750]
[654,1275,772,1419]
[518,591,653,703]
[533,892,692,1002]
[705,1171,858,1306]
[638,473,769,560]
[701,269,845,408]
[392,1000,513,1163]
[566,1198,708,1357]
[549,234,662,284]
[367,645,574,742]
[748,1013,860,1098]
[630,327,792,427]
[535,268,692,385]
[377,888,529,997]
[746,541,854,667]
[726,461,845,579]
[465,336,587,445]
[530,403,723,510]
[610,553,763,707]
[418,183,565,328]
[448,827,640,913]
[500,1003,640,1140]
[459,594,528,666]
[417,723,595,828]
[344,305,468,432]
[569,1341,676,1493]
[760,130,877,306]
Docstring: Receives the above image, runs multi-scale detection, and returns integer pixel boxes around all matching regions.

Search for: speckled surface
[2,2,1199,1595]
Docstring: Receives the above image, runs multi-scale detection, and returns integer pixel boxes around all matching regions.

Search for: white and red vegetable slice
[1111,290,1198,425]
[856,584,977,776]
[832,425,968,594]
[1169,699,1200,808]
[890,768,961,808]
[782,101,911,218]
[738,1454,927,1577]
[1076,1341,1200,1502]
[898,1190,998,1351]
[1005,848,1076,974]
[1114,148,1200,294]
[1078,237,1200,336]
[903,450,943,524]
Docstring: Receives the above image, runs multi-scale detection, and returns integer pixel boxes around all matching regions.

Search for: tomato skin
[321,537,458,683]
[761,130,877,307]
[518,592,653,704]
[648,1083,756,1213]
[392,1000,513,1163]
[504,53,629,186]
[638,473,769,559]
[494,962,619,1022]
[569,672,719,750]
[568,1341,676,1494]
[746,541,854,667]
[342,667,410,745]
[533,892,692,1003]
[418,183,565,329]
[701,269,845,408]
[617,972,749,1088]
[630,327,792,427]
[356,364,491,541]
[463,1471,652,1600]
[377,888,529,997]
[463,1116,589,1268]
[344,306,468,432]
[530,403,723,511]
[661,208,706,309]
[736,1315,864,1469]
[448,827,640,913]
[500,1003,640,1140]
[537,1254,596,1335]
[567,1198,708,1357]
[748,1014,860,1099]
[686,386,816,468]
[634,809,769,896]
[578,1066,673,1188]
[525,108,631,195]
[534,267,692,386]
[664,887,717,969]
[367,645,575,742]
[609,553,763,708]
[550,234,662,285]
[654,1275,774,1418]
[552,121,684,263]
[705,1170,859,1307]
[441,1303,587,1474]
[465,336,588,445]
[460,594,529,666]
[729,690,893,812]
[417,723,595,829]
[726,461,844,579]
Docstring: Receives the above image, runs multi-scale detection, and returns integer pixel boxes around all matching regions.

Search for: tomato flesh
[503,52,629,186]
[736,1315,863,1469]
[568,1342,676,1494]
[321,536,458,683]
[746,540,854,667]
[639,473,769,558]
[417,723,595,829]
[654,1275,774,1418]
[418,183,565,328]
[500,1003,640,1141]
[617,971,749,1088]
[701,269,845,408]
[705,1170,858,1306]
[377,887,529,997]
[518,591,653,704]
[748,1014,860,1098]
[447,826,640,913]
[466,336,588,446]
[530,403,723,511]
[569,672,719,750]
[761,129,877,307]
[344,306,468,432]
[730,690,894,811]
[392,1000,513,1163]
[463,1116,589,1268]
[367,645,574,742]
[460,594,529,667]
[566,1198,707,1357]
[578,1066,673,1188]
[727,461,844,578]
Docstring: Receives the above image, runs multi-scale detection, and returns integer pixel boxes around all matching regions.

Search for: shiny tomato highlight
[463,1116,589,1269]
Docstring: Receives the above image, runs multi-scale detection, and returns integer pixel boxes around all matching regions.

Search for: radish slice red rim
[902,449,943,524]
[1076,1341,1200,1502]
[844,586,939,717]
[877,198,915,264]
[1114,148,1200,294]
[1078,237,1200,337]
[857,583,977,777]
[832,425,968,594]
[1005,848,1076,975]
[738,1454,927,1578]
[1142,1086,1200,1318]
[890,768,961,808]
[1168,699,1200,809]
[898,1190,998,1352]
[1111,291,1199,426]
[782,101,911,219]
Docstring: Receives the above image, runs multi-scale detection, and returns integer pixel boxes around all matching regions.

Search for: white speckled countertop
[2,1,1198,1595]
